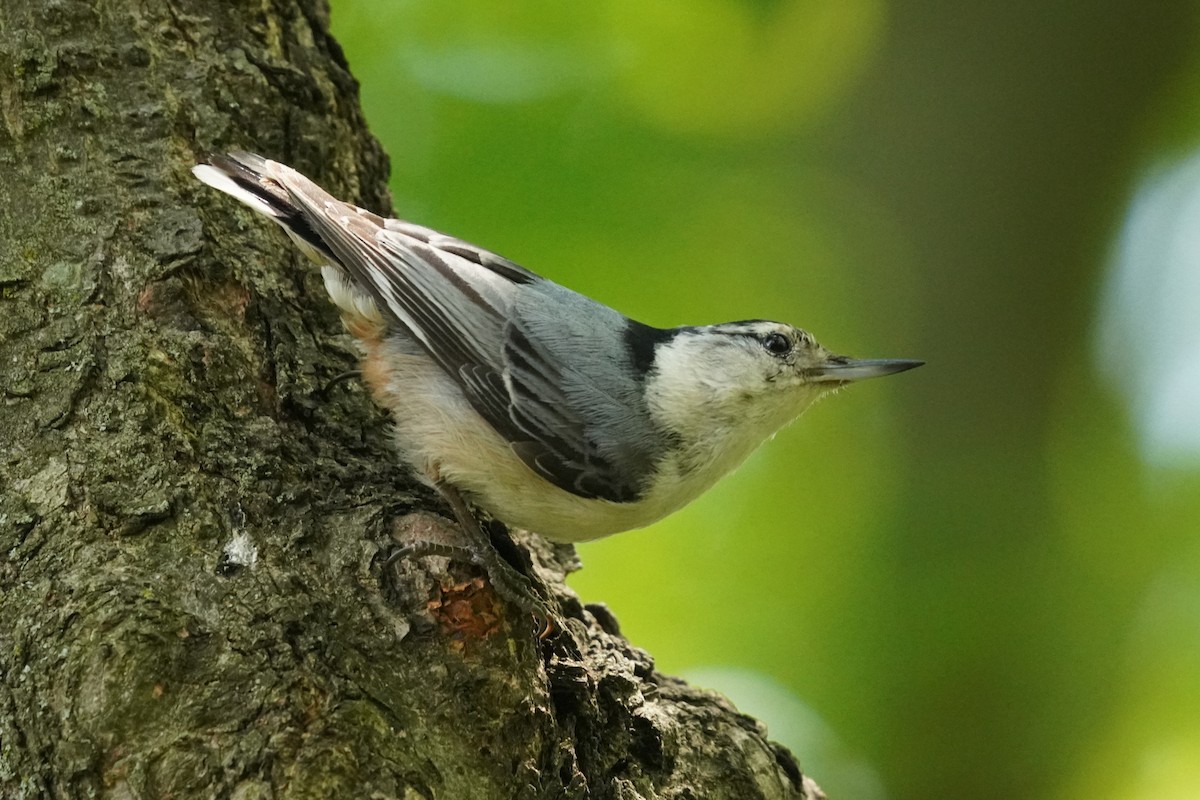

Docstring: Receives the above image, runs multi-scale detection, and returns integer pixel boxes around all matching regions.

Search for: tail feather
[192,151,333,263]
[194,151,391,333]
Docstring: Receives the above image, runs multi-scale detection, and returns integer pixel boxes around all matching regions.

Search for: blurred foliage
[327,1,1200,798]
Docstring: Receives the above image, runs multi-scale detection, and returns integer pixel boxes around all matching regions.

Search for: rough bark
[0,1,822,798]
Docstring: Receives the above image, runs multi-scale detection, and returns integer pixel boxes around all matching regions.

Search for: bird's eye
[761,332,792,356]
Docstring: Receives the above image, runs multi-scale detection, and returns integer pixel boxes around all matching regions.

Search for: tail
[192,151,334,263]
[194,151,390,334]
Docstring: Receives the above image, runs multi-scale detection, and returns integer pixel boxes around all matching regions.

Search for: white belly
[364,338,733,542]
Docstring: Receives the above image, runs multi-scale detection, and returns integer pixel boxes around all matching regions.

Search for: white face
[644,318,920,459]
[641,318,920,492]
[645,320,836,442]
[639,319,838,488]
[687,320,833,394]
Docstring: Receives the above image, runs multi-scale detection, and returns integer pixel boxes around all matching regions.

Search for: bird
[192,151,922,618]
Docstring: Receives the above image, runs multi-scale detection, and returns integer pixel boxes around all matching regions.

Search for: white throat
[643,334,825,484]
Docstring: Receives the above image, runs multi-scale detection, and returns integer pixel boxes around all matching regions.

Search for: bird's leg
[434,481,551,612]
[385,480,555,634]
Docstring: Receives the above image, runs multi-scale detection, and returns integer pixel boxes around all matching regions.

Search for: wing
[256,160,648,502]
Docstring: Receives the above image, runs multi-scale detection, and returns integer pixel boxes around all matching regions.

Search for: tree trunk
[0,1,822,798]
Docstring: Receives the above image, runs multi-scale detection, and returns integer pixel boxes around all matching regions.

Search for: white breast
[366,335,741,541]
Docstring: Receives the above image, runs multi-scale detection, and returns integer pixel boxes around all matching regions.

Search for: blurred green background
[328,1,1200,798]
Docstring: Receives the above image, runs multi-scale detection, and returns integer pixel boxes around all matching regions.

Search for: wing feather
[254,160,646,502]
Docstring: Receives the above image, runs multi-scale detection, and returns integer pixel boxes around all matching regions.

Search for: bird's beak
[808,356,924,385]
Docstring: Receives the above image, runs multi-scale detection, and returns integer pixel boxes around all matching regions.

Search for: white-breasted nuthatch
[193,152,921,617]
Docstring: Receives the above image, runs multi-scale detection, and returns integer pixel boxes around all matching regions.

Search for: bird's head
[646,320,922,445]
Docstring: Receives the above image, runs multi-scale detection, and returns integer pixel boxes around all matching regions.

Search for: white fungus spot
[222,531,258,569]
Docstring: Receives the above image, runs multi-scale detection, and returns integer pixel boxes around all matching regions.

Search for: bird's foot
[382,484,559,637]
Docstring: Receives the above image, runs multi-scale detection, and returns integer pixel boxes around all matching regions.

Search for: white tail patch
[192,165,282,219]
